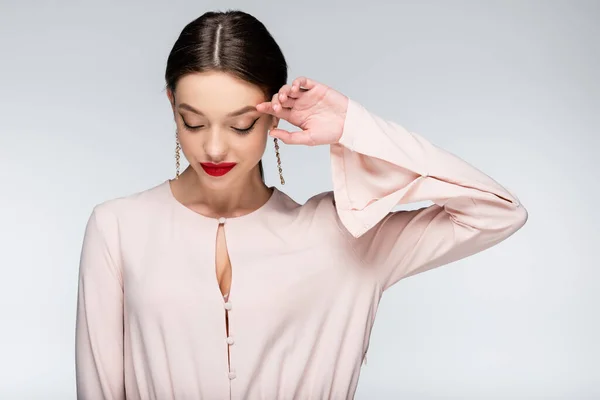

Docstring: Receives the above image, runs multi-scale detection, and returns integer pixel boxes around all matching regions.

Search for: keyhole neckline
[163,179,280,223]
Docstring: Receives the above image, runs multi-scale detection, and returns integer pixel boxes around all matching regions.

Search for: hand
[255,76,349,146]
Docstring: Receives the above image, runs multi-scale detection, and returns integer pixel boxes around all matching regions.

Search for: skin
[166,72,349,219]
[166,71,278,217]
[166,71,349,368]
[166,70,348,286]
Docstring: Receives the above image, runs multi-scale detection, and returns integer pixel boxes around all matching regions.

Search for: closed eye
[233,117,260,134]
[181,116,260,133]
[183,121,204,130]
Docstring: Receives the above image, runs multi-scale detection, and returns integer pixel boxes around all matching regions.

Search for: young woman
[75,9,528,400]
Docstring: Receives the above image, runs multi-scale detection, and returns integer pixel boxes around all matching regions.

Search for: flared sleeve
[330,99,528,290]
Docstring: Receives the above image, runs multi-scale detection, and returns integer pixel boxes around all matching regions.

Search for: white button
[228,371,236,380]
[224,301,232,311]
[226,336,235,345]
[218,217,226,224]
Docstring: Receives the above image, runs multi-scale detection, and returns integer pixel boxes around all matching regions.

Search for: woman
[75,9,528,400]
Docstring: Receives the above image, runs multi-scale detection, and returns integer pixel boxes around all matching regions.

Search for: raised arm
[256,77,527,291]
[331,99,528,290]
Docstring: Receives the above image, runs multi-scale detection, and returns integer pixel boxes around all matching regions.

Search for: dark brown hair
[165,10,288,181]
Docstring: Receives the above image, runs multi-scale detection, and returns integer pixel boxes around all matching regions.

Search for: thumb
[269,128,313,145]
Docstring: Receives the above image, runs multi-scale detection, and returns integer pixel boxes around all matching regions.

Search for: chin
[197,170,239,189]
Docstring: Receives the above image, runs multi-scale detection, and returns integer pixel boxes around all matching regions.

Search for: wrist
[333,96,349,143]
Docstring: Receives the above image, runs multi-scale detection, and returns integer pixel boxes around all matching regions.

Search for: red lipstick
[200,162,237,177]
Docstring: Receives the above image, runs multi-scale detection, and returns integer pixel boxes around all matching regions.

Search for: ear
[166,88,176,116]
[271,116,280,131]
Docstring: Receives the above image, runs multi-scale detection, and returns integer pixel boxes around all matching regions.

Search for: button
[228,371,236,380]
[218,217,226,224]
[224,301,232,311]
[226,336,235,345]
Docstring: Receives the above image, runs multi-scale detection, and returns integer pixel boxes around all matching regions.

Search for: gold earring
[175,130,181,179]
[273,136,285,185]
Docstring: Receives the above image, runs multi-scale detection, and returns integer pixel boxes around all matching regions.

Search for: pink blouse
[75,98,528,399]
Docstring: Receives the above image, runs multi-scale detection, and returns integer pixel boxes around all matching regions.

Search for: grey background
[1,0,598,398]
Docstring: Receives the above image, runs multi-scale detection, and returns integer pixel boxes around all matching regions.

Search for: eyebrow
[178,103,258,117]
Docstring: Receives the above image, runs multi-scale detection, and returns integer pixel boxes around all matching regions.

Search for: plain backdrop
[0,0,598,399]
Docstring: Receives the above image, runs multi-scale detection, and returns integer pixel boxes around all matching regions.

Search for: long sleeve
[75,205,125,399]
[331,99,528,291]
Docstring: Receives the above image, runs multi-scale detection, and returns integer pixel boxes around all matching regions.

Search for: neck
[174,165,272,218]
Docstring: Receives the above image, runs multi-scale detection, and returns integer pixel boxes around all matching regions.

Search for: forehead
[174,71,265,113]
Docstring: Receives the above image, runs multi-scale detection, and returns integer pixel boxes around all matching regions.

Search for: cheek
[235,131,268,161]
[177,130,202,161]
[243,118,270,155]
[177,130,192,149]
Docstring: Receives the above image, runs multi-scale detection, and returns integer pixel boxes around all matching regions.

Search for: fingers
[256,94,292,120]
[255,76,318,118]
[277,85,298,111]
[272,92,296,111]
[278,84,293,100]
[291,76,317,92]
[269,128,315,146]
[271,93,292,119]
[255,91,292,117]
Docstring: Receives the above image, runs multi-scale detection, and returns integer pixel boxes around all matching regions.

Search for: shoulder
[88,179,170,227]
[275,189,354,237]
[274,189,336,215]
[304,190,337,212]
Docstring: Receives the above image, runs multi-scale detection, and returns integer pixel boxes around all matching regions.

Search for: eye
[233,117,260,134]
[179,114,204,131]
[182,120,204,131]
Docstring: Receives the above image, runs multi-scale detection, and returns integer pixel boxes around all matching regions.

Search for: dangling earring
[175,129,181,179]
[273,135,285,185]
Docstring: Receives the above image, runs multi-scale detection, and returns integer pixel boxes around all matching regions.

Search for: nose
[203,128,228,162]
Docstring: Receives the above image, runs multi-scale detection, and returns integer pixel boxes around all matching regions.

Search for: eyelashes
[233,117,260,134]
[182,120,204,131]
[181,116,260,135]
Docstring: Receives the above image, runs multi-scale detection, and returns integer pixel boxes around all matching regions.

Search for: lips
[200,162,237,177]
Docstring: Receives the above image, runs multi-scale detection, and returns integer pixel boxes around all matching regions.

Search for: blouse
[75,98,528,399]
